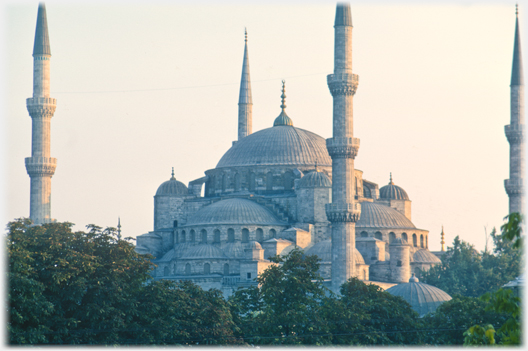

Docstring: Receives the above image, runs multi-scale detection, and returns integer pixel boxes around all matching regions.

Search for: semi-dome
[156,169,188,196]
[223,242,245,258]
[386,275,452,317]
[299,170,331,188]
[379,173,409,200]
[413,249,442,264]
[216,126,331,168]
[180,244,227,259]
[305,240,365,264]
[357,202,415,229]
[247,241,263,250]
[185,198,286,226]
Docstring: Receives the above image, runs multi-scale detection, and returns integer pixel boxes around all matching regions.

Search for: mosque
[134,4,444,295]
[25,2,523,311]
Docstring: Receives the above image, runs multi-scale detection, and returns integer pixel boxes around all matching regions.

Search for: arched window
[269,228,276,238]
[228,228,235,243]
[204,263,211,274]
[363,186,371,198]
[164,266,169,276]
[402,232,408,243]
[415,267,421,278]
[363,270,367,280]
[185,263,191,275]
[234,173,241,191]
[283,171,294,190]
[412,234,417,247]
[173,220,178,228]
[249,172,256,191]
[420,234,424,248]
[222,173,227,191]
[256,228,264,242]
[375,232,382,240]
[360,231,368,238]
[266,172,273,191]
[242,228,249,243]
[173,263,177,275]
[224,263,230,276]
[214,229,221,243]
[389,232,396,244]
[426,235,428,249]
[201,229,207,244]
[190,230,196,243]
[181,230,186,243]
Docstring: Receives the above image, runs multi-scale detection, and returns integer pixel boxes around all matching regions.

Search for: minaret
[26,3,57,225]
[440,226,445,252]
[238,28,252,141]
[325,3,361,292]
[505,5,525,215]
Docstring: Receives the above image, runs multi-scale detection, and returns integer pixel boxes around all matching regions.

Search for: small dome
[180,244,227,259]
[413,249,442,264]
[185,198,286,226]
[379,174,409,200]
[305,240,364,264]
[386,279,452,317]
[173,243,194,258]
[223,242,245,258]
[357,202,415,229]
[248,241,263,250]
[155,248,178,263]
[156,170,188,196]
[299,170,331,188]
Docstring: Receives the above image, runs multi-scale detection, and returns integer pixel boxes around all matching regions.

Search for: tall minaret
[505,5,525,215]
[325,3,361,292]
[238,29,252,141]
[25,3,57,225]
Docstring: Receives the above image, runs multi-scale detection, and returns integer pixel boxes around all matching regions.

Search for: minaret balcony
[327,73,359,96]
[326,137,360,159]
[325,202,361,223]
[504,179,524,195]
[26,97,57,118]
[25,157,57,177]
[505,124,525,144]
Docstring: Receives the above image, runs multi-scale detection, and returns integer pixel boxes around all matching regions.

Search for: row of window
[175,227,277,244]
[206,171,295,195]
[161,262,231,276]
[359,231,428,248]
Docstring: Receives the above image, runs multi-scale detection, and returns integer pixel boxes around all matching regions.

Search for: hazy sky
[1,0,524,252]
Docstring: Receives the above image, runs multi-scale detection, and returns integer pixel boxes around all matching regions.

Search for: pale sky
[1,0,525,253]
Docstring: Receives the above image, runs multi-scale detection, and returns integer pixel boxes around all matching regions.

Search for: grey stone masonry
[26,4,57,225]
[505,10,525,215]
[326,3,361,292]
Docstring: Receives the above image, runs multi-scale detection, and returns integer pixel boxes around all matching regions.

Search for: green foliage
[7,219,239,345]
[501,212,523,249]
[480,288,521,345]
[421,225,522,297]
[327,278,422,345]
[228,248,332,345]
[421,294,508,345]
[463,324,496,345]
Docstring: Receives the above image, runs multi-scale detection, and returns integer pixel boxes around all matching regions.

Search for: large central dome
[216,125,332,168]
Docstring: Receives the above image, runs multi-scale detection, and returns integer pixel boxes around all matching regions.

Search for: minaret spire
[238,28,253,141]
[26,2,57,225]
[440,226,445,252]
[326,2,361,292]
[117,217,122,240]
[505,5,525,215]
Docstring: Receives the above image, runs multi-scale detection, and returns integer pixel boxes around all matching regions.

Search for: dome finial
[117,217,122,240]
[245,27,247,43]
[409,273,419,283]
[171,167,175,180]
[516,3,519,17]
[315,158,319,172]
[389,172,394,185]
[273,80,293,126]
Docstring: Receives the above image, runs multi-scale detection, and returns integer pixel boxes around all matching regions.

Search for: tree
[326,278,423,345]
[228,248,332,345]
[7,219,240,345]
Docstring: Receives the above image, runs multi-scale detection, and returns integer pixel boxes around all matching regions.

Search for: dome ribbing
[356,202,415,229]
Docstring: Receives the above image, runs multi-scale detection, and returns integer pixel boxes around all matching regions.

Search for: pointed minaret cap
[511,4,524,86]
[33,3,51,56]
[335,3,352,27]
[273,80,294,126]
[239,28,253,104]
